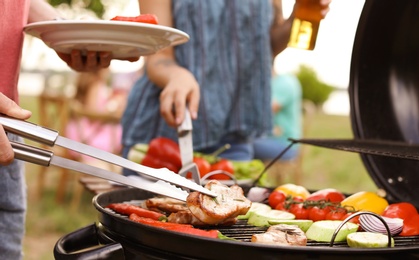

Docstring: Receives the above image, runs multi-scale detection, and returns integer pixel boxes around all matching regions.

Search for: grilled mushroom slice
[251,224,307,246]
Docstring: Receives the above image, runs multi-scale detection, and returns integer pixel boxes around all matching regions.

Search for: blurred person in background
[0,0,136,258]
[253,69,303,162]
[122,0,331,177]
[66,68,129,170]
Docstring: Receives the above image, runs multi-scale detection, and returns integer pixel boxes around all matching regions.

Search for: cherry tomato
[325,207,347,221]
[268,190,286,209]
[342,212,360,225]
[275,202,286,211]
[292,196,305,203]
[111,14,159,24]
[382,202,418,221]
[306,188,346,203]
[186,157,211,179]
[400,214,419,236]
[288,203,309,220]
[209,159,235,180]
[308,206,331,222]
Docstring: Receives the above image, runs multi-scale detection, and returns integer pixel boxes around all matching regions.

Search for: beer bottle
[288,0,323,50]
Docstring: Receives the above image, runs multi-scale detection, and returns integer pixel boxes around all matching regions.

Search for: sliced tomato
[111,14,159,25]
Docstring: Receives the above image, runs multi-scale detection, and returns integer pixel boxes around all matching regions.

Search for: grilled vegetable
[237,202,271,220]
[306,188,346,203]
[140,137,182,172]
[274,183,310,200]
[305,220,359,242]
[347,232,394,248]
[341,191,389,215]
[382,202,418,220]
[247,209,295,227]
[400,214,419,236]
[129,213,219,238]
[359,214,403,236]
[106,203,166,221]
[268,219,314,232]
[111,14,159,24]
[209,159,235,180]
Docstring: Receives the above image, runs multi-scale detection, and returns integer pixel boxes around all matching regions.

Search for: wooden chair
[67,101,122,210]
[36,91,73,203]
[262,99,317,186]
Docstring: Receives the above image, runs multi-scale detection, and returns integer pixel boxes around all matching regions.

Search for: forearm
[145,50,188,89]
[28,0,61,23]
[270,0,295,56]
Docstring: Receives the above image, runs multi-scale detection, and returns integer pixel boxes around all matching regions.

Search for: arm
[270,0,294,57]
[28,0,61,23]
[139,0,200,127]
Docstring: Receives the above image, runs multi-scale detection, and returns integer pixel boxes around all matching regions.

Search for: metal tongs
[177,110,201,184]
[0,116,217,201]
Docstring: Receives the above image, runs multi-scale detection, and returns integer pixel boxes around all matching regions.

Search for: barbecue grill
[53,0,419,259]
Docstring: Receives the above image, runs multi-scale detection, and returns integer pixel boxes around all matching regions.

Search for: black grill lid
[349,0,419,208]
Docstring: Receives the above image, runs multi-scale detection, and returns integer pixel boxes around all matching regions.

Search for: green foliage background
[295,64,335,106]
[47,0,105,18]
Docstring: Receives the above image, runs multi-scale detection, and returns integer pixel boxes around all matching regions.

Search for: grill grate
[108,201,419,249]
[203,220,419,248]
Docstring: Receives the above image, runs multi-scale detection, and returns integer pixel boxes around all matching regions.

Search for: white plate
[24,20,189,59]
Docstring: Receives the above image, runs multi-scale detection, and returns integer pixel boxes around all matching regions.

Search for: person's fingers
[0,129,14,166]
[85,51,98,71]
[187,88,200,120]
[99,52,112,68]
[0,93,32,119]
[0,93,32,165]
[173,94,186,126]
[159,89,177,127]
[69,50,84,71]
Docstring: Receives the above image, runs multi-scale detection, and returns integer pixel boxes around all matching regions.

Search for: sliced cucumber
[268,219,314,232]
[347,232,394,248]
[305,220,359,242]
[237,202,271,220]
[247,209,295,227]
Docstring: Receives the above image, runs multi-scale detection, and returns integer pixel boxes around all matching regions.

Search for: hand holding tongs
[0,116,217,201]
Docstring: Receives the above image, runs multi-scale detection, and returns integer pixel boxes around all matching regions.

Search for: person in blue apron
[122,0,331,175]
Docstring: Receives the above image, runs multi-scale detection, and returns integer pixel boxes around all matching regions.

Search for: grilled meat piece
[168,210,238,226]
[168,210,206,226]
[186,180,252,225]
[145,197,188,214]
[251,224,307,246]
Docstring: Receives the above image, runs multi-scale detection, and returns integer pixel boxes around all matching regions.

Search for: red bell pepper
[399,214,419,236]
[110,14,159,25]
[141,137,182,172]
[106,203,166,221]
[129,214,219,238]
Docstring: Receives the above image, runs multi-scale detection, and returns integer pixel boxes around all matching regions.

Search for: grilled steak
[186,180,252,225]
[251,224,307,246]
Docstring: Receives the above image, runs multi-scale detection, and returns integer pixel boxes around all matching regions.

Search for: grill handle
[54,223,126,260]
